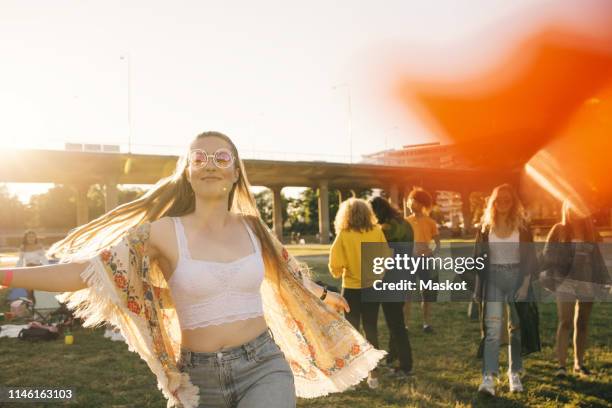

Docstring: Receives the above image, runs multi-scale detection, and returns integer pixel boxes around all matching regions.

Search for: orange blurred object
[525,85,612,215]
[394,6,612,213]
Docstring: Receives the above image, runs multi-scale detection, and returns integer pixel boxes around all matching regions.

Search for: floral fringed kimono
[56,216,386,408]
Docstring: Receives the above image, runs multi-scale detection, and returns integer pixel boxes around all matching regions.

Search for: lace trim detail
[175,292,264,329]
[173,216,261,262]
[167,254,263,286]
[182,311,265,330]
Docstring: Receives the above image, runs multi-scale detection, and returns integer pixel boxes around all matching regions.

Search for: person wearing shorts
[404,188,440,333]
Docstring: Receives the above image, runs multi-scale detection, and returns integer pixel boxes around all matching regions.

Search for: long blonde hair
[560,199,599,242]
[47,131,291,283]
[334,197,377,233]
[480,183,527,233]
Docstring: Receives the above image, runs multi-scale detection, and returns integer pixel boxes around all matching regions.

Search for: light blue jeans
[483,263,523,375]
[179,329,296,408]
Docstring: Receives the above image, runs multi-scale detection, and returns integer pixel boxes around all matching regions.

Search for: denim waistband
[180,328,274,363]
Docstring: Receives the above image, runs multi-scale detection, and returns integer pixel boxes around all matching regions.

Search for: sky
[0,0,555,202]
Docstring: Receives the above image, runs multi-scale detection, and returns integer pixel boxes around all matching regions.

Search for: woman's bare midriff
[180,316,268,352]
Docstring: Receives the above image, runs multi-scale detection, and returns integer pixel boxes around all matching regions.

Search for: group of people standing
[327,183,611,396]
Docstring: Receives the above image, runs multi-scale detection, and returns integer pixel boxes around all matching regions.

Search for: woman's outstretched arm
[0,261,90,293]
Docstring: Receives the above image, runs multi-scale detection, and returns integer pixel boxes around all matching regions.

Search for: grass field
[0,250,610,407]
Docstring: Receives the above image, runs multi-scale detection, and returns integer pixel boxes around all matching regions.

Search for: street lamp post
[332,82,352,164]
[120,53,132,154]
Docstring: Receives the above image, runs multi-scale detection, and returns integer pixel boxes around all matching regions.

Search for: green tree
[88,184,106,221]
[254,189,290,230]
[0,184,27,230]
[254,189,273,228]
[284,187,371,237]
[28,184,77,229]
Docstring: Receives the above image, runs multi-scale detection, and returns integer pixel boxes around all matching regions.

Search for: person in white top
[473,184,540,397]
[16,230,49,268]
[8,230,49,303]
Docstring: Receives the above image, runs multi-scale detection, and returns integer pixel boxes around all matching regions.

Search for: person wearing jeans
[483,264,523,376]
[369,196,414,378]
[473,184,540,397]
[177,329,296,407]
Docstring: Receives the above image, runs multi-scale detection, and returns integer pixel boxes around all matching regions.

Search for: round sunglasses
[189,148,235,169]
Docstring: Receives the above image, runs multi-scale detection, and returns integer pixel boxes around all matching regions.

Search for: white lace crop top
[167,216,265,330]
[489,228,520,265]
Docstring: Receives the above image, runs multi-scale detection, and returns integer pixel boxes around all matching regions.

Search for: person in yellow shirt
[328,197,389,389]
[405,188,441,334]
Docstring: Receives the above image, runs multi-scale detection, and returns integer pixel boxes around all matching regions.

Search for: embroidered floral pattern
[127,299,141,314]
[113,274,127,289]
[274,257,379,382]
[101,249,112,263]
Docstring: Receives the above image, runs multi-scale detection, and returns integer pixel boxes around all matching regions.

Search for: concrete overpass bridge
[1,149,518,243]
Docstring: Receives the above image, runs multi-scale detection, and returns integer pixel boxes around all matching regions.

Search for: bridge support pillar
[318,180,330,244]
[387,184,399,207]
[270,186,284,242]
[461,189,473,235]
[104,177,119,213]
[402,186,410,217]
[74,183,90,226]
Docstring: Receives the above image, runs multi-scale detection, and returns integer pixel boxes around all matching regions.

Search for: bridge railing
[6,142,362,164]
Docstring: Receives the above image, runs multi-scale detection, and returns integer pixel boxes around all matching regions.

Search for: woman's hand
[323,291,350,314]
